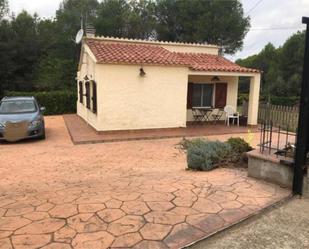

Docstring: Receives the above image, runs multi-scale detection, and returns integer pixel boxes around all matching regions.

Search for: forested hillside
[236,31,305,105]
[0,0,249,99]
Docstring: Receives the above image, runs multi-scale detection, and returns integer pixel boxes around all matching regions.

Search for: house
[77,35,260,132]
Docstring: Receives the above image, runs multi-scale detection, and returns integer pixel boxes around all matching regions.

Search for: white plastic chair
[224,105,239,126]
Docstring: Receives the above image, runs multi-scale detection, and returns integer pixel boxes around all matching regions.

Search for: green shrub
[183,139,232,171]
[4,90,77,115]
[270,96,299,106]
[179,138,207,150]
[237,93,249,106]
[260,96,299,106]
[226,137,253,155]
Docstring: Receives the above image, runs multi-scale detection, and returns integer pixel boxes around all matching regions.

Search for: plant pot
[239,116,248,126]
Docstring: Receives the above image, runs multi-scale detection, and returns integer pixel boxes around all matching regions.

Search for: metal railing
[259,121,297,158]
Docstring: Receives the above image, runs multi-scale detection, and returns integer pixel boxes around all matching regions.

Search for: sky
[7,0,309,61]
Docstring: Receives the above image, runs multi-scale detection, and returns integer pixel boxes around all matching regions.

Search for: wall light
[140,67,146,77]
[211,76,220,82]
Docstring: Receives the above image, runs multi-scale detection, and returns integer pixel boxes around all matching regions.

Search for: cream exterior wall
[248,74,261,125]
[95,64,189,131]
[77,49,101,130]
[161,44,219,55]
[186,75,239,122]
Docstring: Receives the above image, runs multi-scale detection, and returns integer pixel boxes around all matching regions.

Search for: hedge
[269,96,299,106]
[237,93,249,106]
[4,91,77,115]
[238,94,299,107]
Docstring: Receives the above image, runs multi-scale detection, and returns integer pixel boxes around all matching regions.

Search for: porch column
[247,73,261,125]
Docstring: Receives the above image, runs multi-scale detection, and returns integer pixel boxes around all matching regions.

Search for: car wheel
[39,128,46,140]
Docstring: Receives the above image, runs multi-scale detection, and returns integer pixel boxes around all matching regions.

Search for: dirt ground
[0,116,290,249]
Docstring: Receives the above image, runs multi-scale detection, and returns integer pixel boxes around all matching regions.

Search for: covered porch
[186,71,261,126]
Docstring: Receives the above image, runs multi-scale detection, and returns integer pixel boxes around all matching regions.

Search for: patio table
[192,107,213,122]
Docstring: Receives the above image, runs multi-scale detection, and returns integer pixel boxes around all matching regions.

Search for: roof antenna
[75,15,84,44]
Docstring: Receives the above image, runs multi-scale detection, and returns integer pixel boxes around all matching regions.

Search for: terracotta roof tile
[175,52,260,73]
[86,39,188,66]
[86,38,259,73]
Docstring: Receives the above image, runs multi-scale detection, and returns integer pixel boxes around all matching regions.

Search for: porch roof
[176,52,260,73]
[85,37,260,73]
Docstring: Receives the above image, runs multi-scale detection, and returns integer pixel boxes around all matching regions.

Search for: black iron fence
[259,121,297,158]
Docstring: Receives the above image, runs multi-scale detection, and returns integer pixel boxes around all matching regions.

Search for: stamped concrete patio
[0,116,290,249]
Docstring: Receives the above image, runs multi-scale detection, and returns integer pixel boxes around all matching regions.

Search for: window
[192,84,214,107]
[92,81,97,113]
[0,100,37,114]
[79,81,83,104]
[85,81,91,109]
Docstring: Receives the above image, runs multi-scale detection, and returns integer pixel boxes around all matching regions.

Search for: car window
[0,100,37,114]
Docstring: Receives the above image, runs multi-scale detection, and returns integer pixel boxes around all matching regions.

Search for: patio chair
[224,105,239,126]
[192,108,204,124]
[211,109,224,124]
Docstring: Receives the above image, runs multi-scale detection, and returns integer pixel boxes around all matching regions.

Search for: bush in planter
[226,137,253,155]
[226,137,253,163]
[183,139,232,171]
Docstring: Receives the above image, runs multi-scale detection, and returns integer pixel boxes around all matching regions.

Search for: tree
[56,0,99,38]
[278,31,305,96]
[0,19,16,97]
[155,0,250,54]
[34,0,99,90]
[0,0,8,20]
[126,0,156,39]
[95,0,156,39]
[1,0,250,96]
[95,0,130,37]
[236,31,305,98]
[153,0,179,42]
[4,11,41,91]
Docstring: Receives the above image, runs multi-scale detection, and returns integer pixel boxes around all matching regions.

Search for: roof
[85,38,259,74]
[86,36,219,48]
[175,52,259,73]
[86,39,189,66]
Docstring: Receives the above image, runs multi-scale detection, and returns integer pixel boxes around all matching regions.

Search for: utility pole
[293,17,309,195]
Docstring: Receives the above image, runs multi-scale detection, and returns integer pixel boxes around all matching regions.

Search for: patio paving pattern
[0,116,290,249]
[63,114,259,144]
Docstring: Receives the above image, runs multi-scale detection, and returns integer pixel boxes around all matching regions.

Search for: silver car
[0,96,46,141]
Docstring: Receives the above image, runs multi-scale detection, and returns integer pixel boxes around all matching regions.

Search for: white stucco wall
[95,64,189,131]
[248,74,261,125]
[186,75,239,122]
[76,49,101,130]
